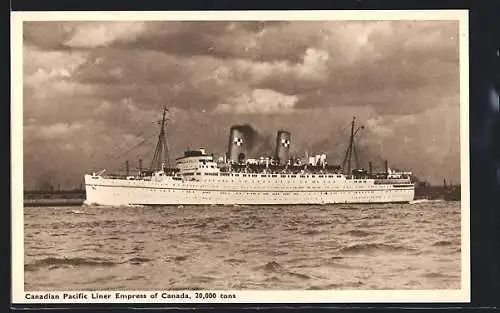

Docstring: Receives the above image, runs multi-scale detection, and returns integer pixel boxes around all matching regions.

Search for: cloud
[22,20,462,188]
[64,22,147,48]
[110,21,310,62]
[365,117,395,138]
[23,45,87,82]
[24,21,148,50]
[24,122,84,140]
[23,118,157,188]
[24,20,458,115]
[24,22,76,50]
[214,89,298,114]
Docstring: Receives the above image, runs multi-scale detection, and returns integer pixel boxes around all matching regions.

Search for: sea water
[24,201,461,290]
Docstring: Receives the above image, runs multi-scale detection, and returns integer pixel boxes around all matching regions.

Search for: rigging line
[332,121,352,138]
[97,128,157,163]
[355,141,370,169]
[127,146,157,167]
[109,128,158,159]
[108,132,158,162]
[132,149,154,160]
[132,148,155,161]
[352,142,359,169]
[335,137,349,147]
[108,129,148,157]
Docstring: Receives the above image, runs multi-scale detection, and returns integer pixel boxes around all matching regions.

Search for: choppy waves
[24,202,461,290]
[25,257,117,271]
[24,256,157,272]
[336,243,418,255]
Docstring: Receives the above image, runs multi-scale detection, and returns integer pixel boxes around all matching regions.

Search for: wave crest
[338,243,415,254]
[25,257,117,271]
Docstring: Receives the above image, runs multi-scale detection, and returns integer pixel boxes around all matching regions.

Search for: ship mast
[150,106,170,171]
[342,117,364,175]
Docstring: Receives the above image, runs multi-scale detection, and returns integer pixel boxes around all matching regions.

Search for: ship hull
[84,175,415,206]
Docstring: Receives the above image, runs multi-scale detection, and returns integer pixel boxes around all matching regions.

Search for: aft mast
[150,106,170,171]
[342,117,364,175]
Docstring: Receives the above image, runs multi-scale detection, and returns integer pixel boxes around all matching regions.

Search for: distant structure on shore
[414,178,461,201]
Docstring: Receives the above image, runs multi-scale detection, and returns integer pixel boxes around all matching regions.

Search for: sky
[22,20,461,190]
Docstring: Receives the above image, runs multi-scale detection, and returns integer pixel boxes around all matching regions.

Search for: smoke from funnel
[227,124,274,161]
[232,124,258,150]
[275,130,291,165]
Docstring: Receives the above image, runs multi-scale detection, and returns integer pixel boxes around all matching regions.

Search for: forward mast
[150,106,170,172]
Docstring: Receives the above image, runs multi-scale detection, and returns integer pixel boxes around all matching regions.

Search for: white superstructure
[85,149,414,206]
[84,109,415,206]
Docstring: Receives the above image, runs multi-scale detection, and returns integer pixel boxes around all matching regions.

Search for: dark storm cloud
[111,21,309,63]
[71,50,244,111]
[24,21,311,63]
[24,20,459,115]
[23,21,75,50]
[24,21,148,51]
[113,22,231,57]
[245,20,460,114]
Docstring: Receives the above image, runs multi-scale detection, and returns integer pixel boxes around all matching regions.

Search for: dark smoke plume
[231,124,258,150]
[230,124,274,157]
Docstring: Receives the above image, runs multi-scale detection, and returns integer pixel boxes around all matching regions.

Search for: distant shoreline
[24,190,85,198]
[24,199,85,207]
[23,190,86,207]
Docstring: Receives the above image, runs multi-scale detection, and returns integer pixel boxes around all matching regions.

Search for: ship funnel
[227,126,247,163]
[275,130,291,165]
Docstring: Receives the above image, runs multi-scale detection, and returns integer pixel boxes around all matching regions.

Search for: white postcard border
[11,9,470,304]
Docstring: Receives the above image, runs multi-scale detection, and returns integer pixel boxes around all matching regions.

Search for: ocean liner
[84,107,415,206]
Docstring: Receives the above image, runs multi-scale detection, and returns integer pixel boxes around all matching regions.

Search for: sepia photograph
[12,10,469,303]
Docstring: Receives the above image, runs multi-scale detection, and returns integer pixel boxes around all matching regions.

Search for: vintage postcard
[11,10,470,304]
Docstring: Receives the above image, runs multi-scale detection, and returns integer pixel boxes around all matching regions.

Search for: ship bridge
[175,148,220,175]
